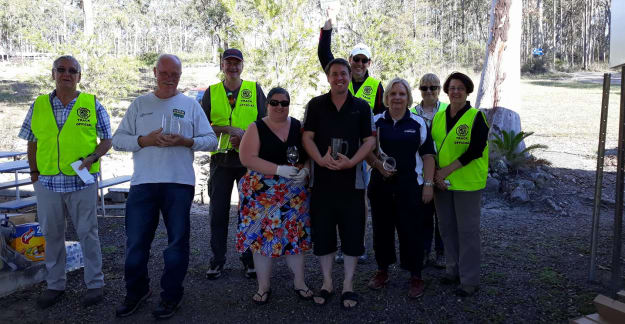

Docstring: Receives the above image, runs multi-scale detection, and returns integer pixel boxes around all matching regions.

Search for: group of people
[19,18,489,319]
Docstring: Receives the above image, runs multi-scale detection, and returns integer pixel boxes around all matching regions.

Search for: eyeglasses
[55,67,79,75]
[269,99,290,107]
[157,71,181,79]
[419,86,440,91]
[352,57,369,64]
[448,86,466,92]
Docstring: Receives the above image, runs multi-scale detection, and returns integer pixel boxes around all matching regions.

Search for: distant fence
[0,52,55,62]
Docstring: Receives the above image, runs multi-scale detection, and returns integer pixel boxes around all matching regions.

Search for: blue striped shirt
[18,91,112,193]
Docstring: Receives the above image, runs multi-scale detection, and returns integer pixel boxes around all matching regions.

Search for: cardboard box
[9,222,45,262]
[8,213,36,225]
[594,294,625,324]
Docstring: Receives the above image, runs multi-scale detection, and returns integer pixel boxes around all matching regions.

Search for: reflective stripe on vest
[348,76,380,110]
[31,93,100,175]
[431,107,488,191]
[209,80,258,153]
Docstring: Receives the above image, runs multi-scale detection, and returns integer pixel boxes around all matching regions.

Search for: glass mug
[330,138,349,160]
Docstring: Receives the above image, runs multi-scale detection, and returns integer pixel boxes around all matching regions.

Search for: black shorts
[310,188,365,256]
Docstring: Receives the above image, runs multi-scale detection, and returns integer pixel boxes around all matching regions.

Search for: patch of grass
[573,291,597,315]
[527,80,610,90]
[483,272,507,285]
[102,246,117,254]
[537,267,566,287]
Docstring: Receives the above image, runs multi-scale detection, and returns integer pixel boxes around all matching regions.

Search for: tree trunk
[81,0,94,37]
[552,0,556,67]
[476,0,523,142]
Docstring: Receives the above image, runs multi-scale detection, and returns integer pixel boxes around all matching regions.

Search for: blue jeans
[124,183,194,303]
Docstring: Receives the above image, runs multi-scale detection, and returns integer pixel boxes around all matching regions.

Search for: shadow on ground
[0,80,40,105]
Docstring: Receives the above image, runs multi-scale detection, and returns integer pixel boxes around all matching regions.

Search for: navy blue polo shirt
[373,109,435,185]
[303,91,373,191]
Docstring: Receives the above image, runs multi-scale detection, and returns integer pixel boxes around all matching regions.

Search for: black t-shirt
[303,91,373,190]
[256,117,307,165]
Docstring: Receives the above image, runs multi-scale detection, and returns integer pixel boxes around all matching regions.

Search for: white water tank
[611,0,625,68]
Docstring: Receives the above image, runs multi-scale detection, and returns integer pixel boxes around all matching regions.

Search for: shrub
[491,130,548,171]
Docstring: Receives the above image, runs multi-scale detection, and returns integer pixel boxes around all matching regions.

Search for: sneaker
[82,287,104,307]
[244,265,256,279]
[206,264,224,280]
[152,299,182,319]
[115,290,152,317]
[408,276,425,299]
[335,250,344,264]
[433,253,446,269]
[455,285,479,297]
[367,270,389,290]
[36,289,65,309]
[439,275,460,285]
[358,252,368,264]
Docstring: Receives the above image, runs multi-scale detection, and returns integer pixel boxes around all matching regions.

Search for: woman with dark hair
[365,77,436,299]
[236,87,313,304]
[431,72,489,297]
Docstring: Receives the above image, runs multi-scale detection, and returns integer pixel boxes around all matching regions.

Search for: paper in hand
[70,160,95,184]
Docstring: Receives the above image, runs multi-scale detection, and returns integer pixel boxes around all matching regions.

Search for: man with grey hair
[18,55,112,308]
[113,54,217,319]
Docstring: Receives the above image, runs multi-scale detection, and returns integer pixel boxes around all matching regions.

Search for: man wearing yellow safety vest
[19,55,112,309]
[201,48,267,280]
[318,19,385,115]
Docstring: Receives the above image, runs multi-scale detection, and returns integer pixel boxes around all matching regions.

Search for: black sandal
[294,288,313,301]
[313,289,334,306]
[253,289,272,305]
[340,291,359,309]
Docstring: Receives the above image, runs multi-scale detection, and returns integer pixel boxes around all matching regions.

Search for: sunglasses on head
[269,99,290,107]
[352,57,369,64]
[55,67,79,75]
[419,85,439,91]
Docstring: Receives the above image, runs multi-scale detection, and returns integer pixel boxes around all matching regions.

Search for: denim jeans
[124,183,194,303]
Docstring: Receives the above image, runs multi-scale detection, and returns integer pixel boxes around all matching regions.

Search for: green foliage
[138,52,160,67]
[34,37,142,110]
[491,130,548,170]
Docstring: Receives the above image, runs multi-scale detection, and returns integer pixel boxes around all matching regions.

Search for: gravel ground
[0,163,620,323]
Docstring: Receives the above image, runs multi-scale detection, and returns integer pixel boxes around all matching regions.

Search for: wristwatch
[424,180,434,187]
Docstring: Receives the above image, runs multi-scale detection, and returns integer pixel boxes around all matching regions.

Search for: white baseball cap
[350,43,371,59]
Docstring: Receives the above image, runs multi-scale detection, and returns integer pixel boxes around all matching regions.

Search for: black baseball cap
[222,48,243,61]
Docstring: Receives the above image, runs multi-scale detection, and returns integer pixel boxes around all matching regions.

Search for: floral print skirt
[236,170,311,257]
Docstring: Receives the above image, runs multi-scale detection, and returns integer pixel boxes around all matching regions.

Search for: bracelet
[424,181,434,187]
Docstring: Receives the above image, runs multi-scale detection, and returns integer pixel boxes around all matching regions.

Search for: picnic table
[0,151,26,159]
[0,160,30,203]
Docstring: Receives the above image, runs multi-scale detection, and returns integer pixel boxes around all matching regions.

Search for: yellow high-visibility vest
[209,81,258,153]
[348,76,380,110]
[431,107,488,191]
[31,93,100,175]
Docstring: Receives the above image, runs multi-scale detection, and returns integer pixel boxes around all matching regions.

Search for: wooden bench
[97,175,131,216]
[0,178,33,191]
[0,196,37,211]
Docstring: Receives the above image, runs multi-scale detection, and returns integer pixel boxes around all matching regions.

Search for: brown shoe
[367,270,389,290]
[82,287,104,307]
[408,276,425,299]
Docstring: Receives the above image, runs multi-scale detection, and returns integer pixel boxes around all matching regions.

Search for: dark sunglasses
[352,57,369,64]
[419,85,440,91]
[55,67,79,75]
[269,99,290,107]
